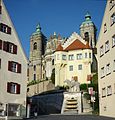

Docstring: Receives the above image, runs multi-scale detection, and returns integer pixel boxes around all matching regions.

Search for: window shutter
[16,84,20,94]
[0,23,2,31]
[0,40,2,49]
[3,41,8,51]
[87,75,92,81]
[17,63,21,73]
[7,82,11,93]
[0,6,2,14]
[7,27,11,34]
[13,44,17,54]
[8,61,12,71]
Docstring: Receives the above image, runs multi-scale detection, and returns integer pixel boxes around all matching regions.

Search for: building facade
[55,32,93,87]
[0,0,27,118]
[97,0,115,117]
[28,13,97,94]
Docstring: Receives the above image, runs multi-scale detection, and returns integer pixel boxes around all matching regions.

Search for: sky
[3,0,106,58]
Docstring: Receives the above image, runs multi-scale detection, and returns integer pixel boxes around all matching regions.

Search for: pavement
[24,114,115,120]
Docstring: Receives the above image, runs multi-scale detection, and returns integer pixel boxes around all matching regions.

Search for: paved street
[24,114,115,120]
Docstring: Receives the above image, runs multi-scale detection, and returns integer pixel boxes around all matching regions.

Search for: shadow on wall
[30,90,64,116]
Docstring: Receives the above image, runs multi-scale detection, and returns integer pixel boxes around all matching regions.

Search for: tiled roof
[55,44,63,51]
[65,39,90,51]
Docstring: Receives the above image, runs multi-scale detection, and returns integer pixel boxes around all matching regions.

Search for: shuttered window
[3,41,17,54]
[8,61,21,73]
[7,82,20,94]
[0,23,11,34]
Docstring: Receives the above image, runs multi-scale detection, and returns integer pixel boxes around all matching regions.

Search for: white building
[0,0,27,118]
[97,0,115,118]
[55,32,93,87]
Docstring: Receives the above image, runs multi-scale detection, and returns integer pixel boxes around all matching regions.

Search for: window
[57,54,60,60]
[113,60,115,72]
[114,83,115,94]
[106,63,111,75]
[7,82,20,94]
[52,59,54,65]
[85,53,87,58]
[110,0,115,10]
[111,13,115,26]
[102,87,106,97]
[105,41,110,53]
[33,65,36,71]
[78,64,82,70]
[84,32,89,42]
[89,53,91,58]
[8,61,21,73]
[101,67,105,78]
[104,23,107,33]
[33,42,37,50]
[0,23,11,34]
[34,74,36,80]
[62,55,66,60]
[68,54,74,60]
[107,85,112,96]
[3,41,17,54]
[0,59,1,69]
[100,45,104,57]
[112,34,115,47]
[77,53,82,60]
[0,39,2,49]
[69,65,73,71]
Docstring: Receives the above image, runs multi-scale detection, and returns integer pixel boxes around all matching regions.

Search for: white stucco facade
[0,0,27,118]
[97,0,115,118]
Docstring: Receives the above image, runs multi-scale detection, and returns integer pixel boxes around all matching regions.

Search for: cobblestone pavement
[24,114,115,120]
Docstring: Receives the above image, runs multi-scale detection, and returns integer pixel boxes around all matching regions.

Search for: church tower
[29,24,45,82]
[80,12,97,48]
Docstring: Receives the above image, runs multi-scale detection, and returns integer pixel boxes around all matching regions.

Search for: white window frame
[68,54,74,60]
[11,83,17,94]
[105,40,110,53]
[100,45,104,57]
[62,54,66,60]
[101,67,105,78]
[111,12,115,26]
[69,65,73,71]
[106,63,111,75]
[112,34,115,47]
[12,62,18,73]
[77,53,82,60]
[109,0,115,10]
[107,85,112,96]
[102,87,106,97]
[78,64,82,70]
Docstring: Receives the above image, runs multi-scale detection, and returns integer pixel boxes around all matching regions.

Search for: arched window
[84,32,89,42]
[33,42,37,50]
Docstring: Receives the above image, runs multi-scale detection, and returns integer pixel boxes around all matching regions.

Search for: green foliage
[51,69,55,84]
[27,78,49,87]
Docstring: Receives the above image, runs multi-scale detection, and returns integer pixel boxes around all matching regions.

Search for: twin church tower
[28,13,97,88]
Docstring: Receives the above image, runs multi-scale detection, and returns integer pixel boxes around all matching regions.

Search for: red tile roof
[55,39,90,52]
[56,43,63,51]
[65,39,90,51]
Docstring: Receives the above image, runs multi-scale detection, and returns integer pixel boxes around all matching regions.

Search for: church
[28,13,97,96]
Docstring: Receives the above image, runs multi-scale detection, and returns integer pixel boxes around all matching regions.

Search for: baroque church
[28,13,97,96]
